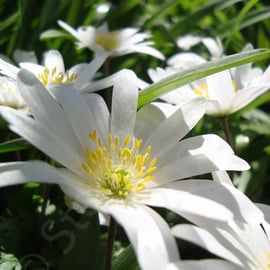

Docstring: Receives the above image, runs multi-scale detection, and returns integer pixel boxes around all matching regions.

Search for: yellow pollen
[193,82,210,99]
[268,252,270,269]
[37,67,78,86]
[82,130,157,198]
[95,31,120,51]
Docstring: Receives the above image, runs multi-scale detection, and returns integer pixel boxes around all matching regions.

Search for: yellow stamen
[95,31,120,51]
[82,130,157,198]
[37,67,77,86]
[193,82,210,99]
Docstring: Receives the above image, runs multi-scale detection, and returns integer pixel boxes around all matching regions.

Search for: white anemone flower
[58,20,165,60]
[175,35,223,59]
[147,58,270,116]
[0,69,249,269]
[0,57,26,111]
[0,76,26,111]
[171,171,270,270]
[0,50,105,92]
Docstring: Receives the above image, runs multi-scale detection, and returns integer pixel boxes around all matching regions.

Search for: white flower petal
[212,170,234,185]
[229,84,270,114]
[13,50,38,64]
[0,161,77,188]
[0,58,20,79]
[51,85,99,149]
[206,70,235,108]
[172,224,241,265]
[153,134,249,184]
[142,185,233,223]
[43,50,65,72]
[111,204,180,270]
[131,45,165,60]
[17,70,81,147]
[201,37,223,58]
[19,63,44,76]
[255,203,270,224]
[83,93,110,139]
[176,35,202,50]
[73,53,109,89]
[0,106,83,173]
[163,180,264,225]
[168,52,206,68]
[111,69,138,141]
[134,103,167,140]
[143,97,207,158]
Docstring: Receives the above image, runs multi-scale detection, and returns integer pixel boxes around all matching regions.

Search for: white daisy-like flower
[0,69,249,269]
[58,20,165,60]
[0,76,26,111]
[147,43,270,116]
[175,35,223,59]
[0,57,26,111]
[171,171,270,270]
[0,50,105,92]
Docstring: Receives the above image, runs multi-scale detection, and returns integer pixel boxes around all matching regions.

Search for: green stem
[104,216,117,270]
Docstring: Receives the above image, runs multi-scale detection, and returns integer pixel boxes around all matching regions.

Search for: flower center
[81,130,157,198]
[37,67,78,86]
[0,80,14,93]
[193,82,210,99]
[95,31,120,51]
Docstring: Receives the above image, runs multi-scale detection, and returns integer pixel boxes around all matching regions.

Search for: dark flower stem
[102,58,112,111]
[220,116,234,180]
[220,116,233,148]
[104,216,117,270]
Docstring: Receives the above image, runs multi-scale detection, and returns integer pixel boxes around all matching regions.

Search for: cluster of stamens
[95,31,120,51]
[81,130,157,198]
[37,67,78,86]
[193,82,210,99]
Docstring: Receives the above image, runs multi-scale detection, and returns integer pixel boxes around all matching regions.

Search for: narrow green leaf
[224,0,258,48]
[170,0,243,36]
[144,0,179,28]
[0,12,18,31]
[138,49,270,108]
[112,245,139,270]
[0,138,31,153]
[220,6,270,38]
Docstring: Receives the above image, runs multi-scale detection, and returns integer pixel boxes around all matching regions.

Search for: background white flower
[0,50,105,92]
[58,20,165,60]
[147,43,270,116]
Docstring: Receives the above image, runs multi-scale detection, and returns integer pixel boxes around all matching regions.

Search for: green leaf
[0,252,22,270]
[143,0,179,28]
[40,29,70,40]
[57,211,101,270]
[112,245,139,270]
[170,0,243,36]
[138,48,270,108]
[223,0,258,48]
[0,138,31,153]
[220,6,270,38]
